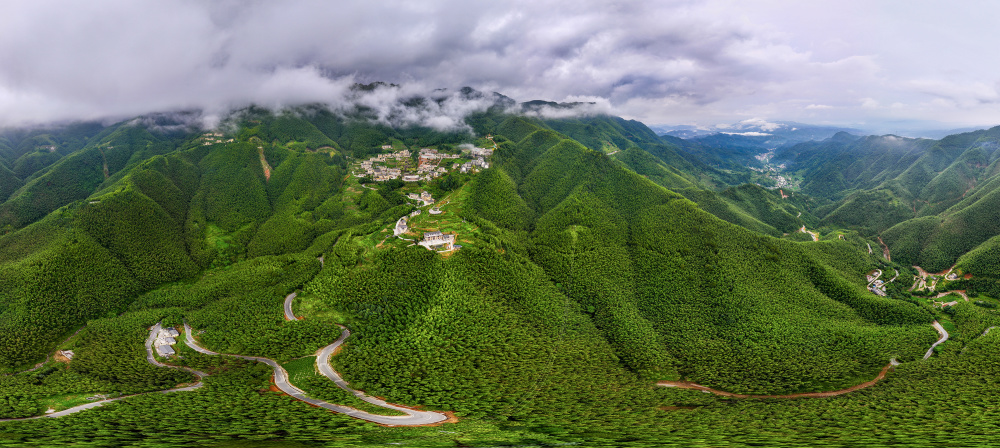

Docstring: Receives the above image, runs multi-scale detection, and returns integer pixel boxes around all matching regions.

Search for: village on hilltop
[392,194,458,252]
[355,145,492,182]
[355,142,496,254]
[200,132,235,146]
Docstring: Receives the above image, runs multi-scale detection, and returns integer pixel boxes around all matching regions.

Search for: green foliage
[77,186,199,288]
[305,247,655,422]
[884,180,1000,271]
[282,356,405,416]
[0,164,21,202]
[266,113,336,149]
[131,255,319,311]
[195,141,271,232]
[0,148,106,230]
[0,221,140,369]
[3,107,997,447]
[70,309,192,394]
[11,150,61,179]
[467,168,532,231]
[822,188,914,234]
[247,152,344,257]
[0,122,179,232]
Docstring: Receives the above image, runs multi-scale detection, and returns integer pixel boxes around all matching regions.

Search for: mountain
[1,102,1000,447]
[655,119,861,142]
[762,126,1000,273]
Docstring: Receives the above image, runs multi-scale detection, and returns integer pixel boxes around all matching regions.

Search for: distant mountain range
[652,119,862,143]
[654,119,990,141]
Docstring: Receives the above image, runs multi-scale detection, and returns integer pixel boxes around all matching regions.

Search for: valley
[0,104,999,447]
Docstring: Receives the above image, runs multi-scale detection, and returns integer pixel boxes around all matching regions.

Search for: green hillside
[0,107,994,448]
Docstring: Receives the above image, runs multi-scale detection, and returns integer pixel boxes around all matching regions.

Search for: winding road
[179,292,449,425]
[923,321,949,360]
[659,320,952,398]
[799,226,819,242]
[933,290,969,301]
[283,292,298,321]
[181,322,438,425]
[314,328,446,424]
[657,363,896,399]
[144,323,208,392]
[0,324,208,422]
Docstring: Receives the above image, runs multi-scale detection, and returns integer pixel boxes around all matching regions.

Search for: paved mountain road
[284,292,298,321]
[0,324,208,422]
[658,363,896,399]
[145,323,208,392]
[923,321,949,360]
[315,326,447,425]
[183,319,448,425]
[280,291,448,424]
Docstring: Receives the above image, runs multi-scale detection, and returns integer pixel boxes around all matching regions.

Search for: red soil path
[656,362,893,399]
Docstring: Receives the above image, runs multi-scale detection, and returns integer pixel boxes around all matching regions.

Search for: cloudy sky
[1,0,999,133]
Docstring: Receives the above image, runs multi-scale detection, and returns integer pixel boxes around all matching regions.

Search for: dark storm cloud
[2,0,1000,129]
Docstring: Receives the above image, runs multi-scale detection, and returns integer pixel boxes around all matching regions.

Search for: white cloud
[2,0,1000,131]
[738,118,783,131]
[721,131,772,136]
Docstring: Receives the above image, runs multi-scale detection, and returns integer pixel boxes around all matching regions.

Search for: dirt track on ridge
[657,363,894,399]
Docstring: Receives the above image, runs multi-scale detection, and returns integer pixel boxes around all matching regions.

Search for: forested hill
[0,106,930,380]
[4,103,996,446]
[754,126,1000,274]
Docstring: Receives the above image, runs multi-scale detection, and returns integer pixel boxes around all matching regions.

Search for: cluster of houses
[459,158,489,173]
[867,268,902,297]
[154,326,180,357]
[869,279,887,296]
[357,149,410,181]
[392,206,456,252]
[459,146,492,173]
[356,145,494,182]
[407,191,435,206]
[414,148,458,180]
[200,132,234,146]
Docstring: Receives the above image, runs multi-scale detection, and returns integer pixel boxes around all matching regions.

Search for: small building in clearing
[156,345,176,357]
[153,326,180,357]
[418,231,456,251]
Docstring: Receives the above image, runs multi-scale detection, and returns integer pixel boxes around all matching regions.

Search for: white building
[156,345,176,357]
[394,217,409,236]
[418,231,456,251]
[154,326,180,357]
